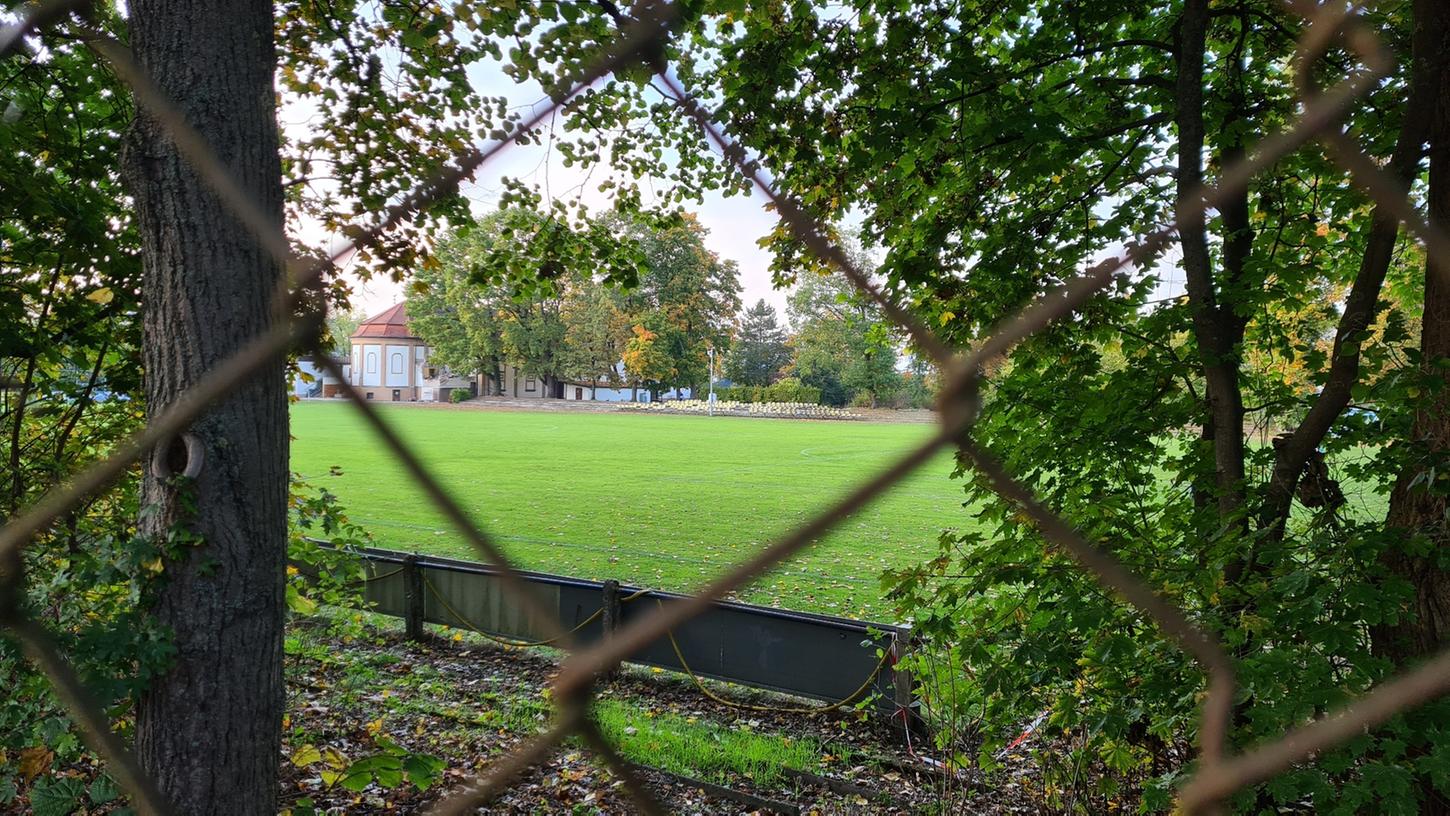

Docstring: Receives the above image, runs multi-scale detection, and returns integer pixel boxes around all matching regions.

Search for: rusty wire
[3,1,1450,814]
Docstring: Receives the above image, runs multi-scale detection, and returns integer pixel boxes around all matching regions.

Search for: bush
[762,377,820,404]
[449,388,468,403]
[622,399,859,420]
[716,378,821,405]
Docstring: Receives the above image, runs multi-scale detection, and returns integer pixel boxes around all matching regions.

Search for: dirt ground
[280,617,1037,814]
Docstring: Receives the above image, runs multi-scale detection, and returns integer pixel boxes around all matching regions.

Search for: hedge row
[714,377,821,405]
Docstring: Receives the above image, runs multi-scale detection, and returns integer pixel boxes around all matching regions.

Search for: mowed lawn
[290,402,972,618]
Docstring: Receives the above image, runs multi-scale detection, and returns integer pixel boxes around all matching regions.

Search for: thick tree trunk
[1378,13,1450,669]
[1374,7,1450,811]
[125,0,287,813]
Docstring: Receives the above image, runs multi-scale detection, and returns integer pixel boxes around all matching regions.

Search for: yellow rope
[655,600,891,715]
[356,566,404,584]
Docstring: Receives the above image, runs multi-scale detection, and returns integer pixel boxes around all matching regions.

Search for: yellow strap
[357,566,404,584]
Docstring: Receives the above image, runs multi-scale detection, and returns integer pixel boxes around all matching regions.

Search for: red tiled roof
[352,302,417,339]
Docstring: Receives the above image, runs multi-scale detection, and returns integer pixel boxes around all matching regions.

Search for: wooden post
[404,555,424,641]
[601,579,621,639]
[601,579,621,679]
[889,626,929,745]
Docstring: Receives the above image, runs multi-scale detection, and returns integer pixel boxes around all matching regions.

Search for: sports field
[290,402,972,618]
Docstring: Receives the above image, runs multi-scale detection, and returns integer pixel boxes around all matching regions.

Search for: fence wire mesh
[2,1,1449,813]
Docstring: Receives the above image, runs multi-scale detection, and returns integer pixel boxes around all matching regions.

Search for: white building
[347,303,472,402]
[290,354,348,398]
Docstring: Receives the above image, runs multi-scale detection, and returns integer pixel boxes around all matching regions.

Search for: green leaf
[338,767,374,792]
[403,753,446,791]
[88,774,119,805]
[286,583,319,615]
[30,777,84,816]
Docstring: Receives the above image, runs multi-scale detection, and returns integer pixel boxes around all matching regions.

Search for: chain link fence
[2,1,1449,813]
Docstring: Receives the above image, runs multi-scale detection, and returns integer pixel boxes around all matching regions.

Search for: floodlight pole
[707,346,716,416]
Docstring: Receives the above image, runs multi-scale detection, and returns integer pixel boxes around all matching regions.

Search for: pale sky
[285,54,792,324]
[283,40,1182,330]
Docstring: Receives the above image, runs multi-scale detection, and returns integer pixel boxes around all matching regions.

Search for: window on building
[525,377,537,392]
[365,352,376,373]
[392,389,401,401]
[425,367,438,379]
[390,353,404,374]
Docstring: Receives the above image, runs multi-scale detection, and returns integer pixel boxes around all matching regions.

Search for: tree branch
[1260,0,1446,538]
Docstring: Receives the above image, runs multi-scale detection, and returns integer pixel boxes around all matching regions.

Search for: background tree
[788,270,900,407]
[622,215,742,397]
[840,321,899,408]
[724,299,790,386]
[559,279,630,394]
[408,229,505,387]
[324,310,361,356]
[412,210,742,401]
[497,286,568,395]
[409,207,649,392]
[609,0,1450,808]
[621,322,673,400]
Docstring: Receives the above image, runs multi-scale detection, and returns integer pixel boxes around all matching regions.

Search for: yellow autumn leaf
[142,556,165,574]
[87,287,114,304]
[291,744,323,767]
[1315,222,1330,237]
[366,717,384,736]
[321,747,349,769]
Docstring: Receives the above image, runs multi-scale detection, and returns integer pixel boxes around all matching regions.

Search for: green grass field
[290,402,971,618]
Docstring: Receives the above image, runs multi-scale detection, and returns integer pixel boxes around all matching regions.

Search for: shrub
[716,379,822,405]
[621,399,859,420]
[762,377,820,404]
[449,388,468,403]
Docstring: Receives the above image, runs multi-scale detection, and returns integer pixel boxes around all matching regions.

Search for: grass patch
[291,402,971,616]
[588,699,824,786]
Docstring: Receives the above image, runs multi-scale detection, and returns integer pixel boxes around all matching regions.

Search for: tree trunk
[1174,0,1248,526]
[1375,7,1450,811]
[125,0,287,812]
[1378,2,1450,669]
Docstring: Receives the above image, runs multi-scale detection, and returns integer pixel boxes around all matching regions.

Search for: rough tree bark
[124,0,288,812]
[1378,0,1450,671]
